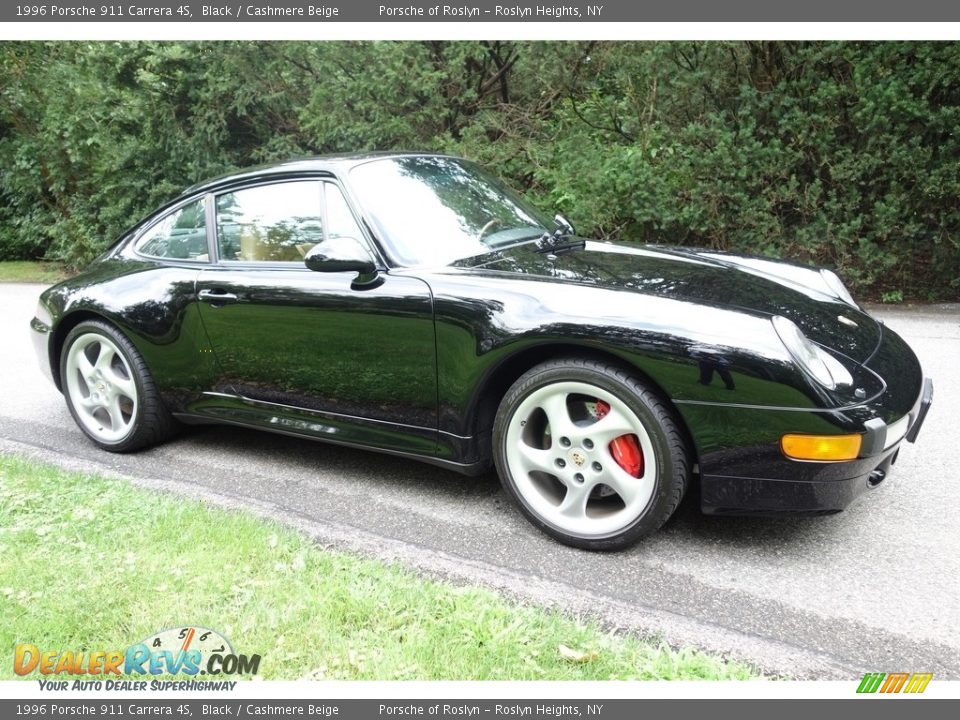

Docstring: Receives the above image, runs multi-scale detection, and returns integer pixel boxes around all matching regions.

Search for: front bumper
[700,376,932,515]
[30,315,56,386]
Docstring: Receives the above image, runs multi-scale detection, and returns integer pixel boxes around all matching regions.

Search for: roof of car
[182,152,452,197]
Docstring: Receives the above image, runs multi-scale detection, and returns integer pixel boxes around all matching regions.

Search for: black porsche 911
[30,153,933,550]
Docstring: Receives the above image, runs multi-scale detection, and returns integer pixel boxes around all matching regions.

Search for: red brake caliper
[595,401,643,478]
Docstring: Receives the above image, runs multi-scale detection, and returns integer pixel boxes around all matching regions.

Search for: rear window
[134,199,208,261]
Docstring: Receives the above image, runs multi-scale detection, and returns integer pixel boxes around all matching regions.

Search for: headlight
[772,316,853,390]
[820,269,857,307]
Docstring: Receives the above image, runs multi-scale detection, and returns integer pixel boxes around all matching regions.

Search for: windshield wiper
[535,219,584,255]
[487,227,549,249]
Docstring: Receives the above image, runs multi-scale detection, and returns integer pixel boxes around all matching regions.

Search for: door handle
[198,288,238,305]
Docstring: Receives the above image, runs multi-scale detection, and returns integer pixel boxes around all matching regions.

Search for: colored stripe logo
[857,672,932,694]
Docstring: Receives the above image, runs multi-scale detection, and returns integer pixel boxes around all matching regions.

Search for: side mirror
[304,237,377,275]
[554,214,576,236]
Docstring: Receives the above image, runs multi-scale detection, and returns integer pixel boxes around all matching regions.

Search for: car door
[195,177,438,456]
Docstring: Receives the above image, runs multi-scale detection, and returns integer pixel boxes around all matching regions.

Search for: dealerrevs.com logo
[14,626,261,690]
[857,672,933,694]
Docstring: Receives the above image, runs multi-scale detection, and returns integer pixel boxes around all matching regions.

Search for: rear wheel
[493,357,690,550]
[60,320,176,452]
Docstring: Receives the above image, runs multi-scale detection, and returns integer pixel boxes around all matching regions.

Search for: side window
[216,181,322,262]
[325,184,365,242]
[135,199,207,260]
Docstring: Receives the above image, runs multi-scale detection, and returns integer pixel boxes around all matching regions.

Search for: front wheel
[493,357,690,550]
[60,320,176,452]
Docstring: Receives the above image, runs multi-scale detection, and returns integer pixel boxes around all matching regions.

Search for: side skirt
[173,392,490,477]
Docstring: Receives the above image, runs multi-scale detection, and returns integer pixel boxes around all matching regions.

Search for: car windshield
[348,156,552,266]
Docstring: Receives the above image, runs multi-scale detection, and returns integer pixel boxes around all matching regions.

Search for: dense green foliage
[1,41,957,299]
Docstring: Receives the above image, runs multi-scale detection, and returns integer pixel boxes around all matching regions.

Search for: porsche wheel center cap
[568,449,587,467]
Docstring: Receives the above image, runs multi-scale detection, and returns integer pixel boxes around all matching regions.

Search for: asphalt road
[2,282,958,679]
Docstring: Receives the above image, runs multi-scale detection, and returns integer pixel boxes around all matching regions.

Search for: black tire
[59,320,177,452]
[492,356,690,551]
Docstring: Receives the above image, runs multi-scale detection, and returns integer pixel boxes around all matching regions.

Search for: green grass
[0,261,70,284]
[0,453,756,681]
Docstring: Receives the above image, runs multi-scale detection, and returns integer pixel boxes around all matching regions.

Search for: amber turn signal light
[780,433,862,461]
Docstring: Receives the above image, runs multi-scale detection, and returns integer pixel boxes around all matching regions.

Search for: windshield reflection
[349,156,550,266]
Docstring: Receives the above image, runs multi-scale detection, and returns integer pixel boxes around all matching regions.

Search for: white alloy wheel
[493,357,690,550]
[64,332,139,444]
[504,380,657,539]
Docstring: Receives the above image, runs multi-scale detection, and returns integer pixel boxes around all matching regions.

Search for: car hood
[451,240,880,363]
